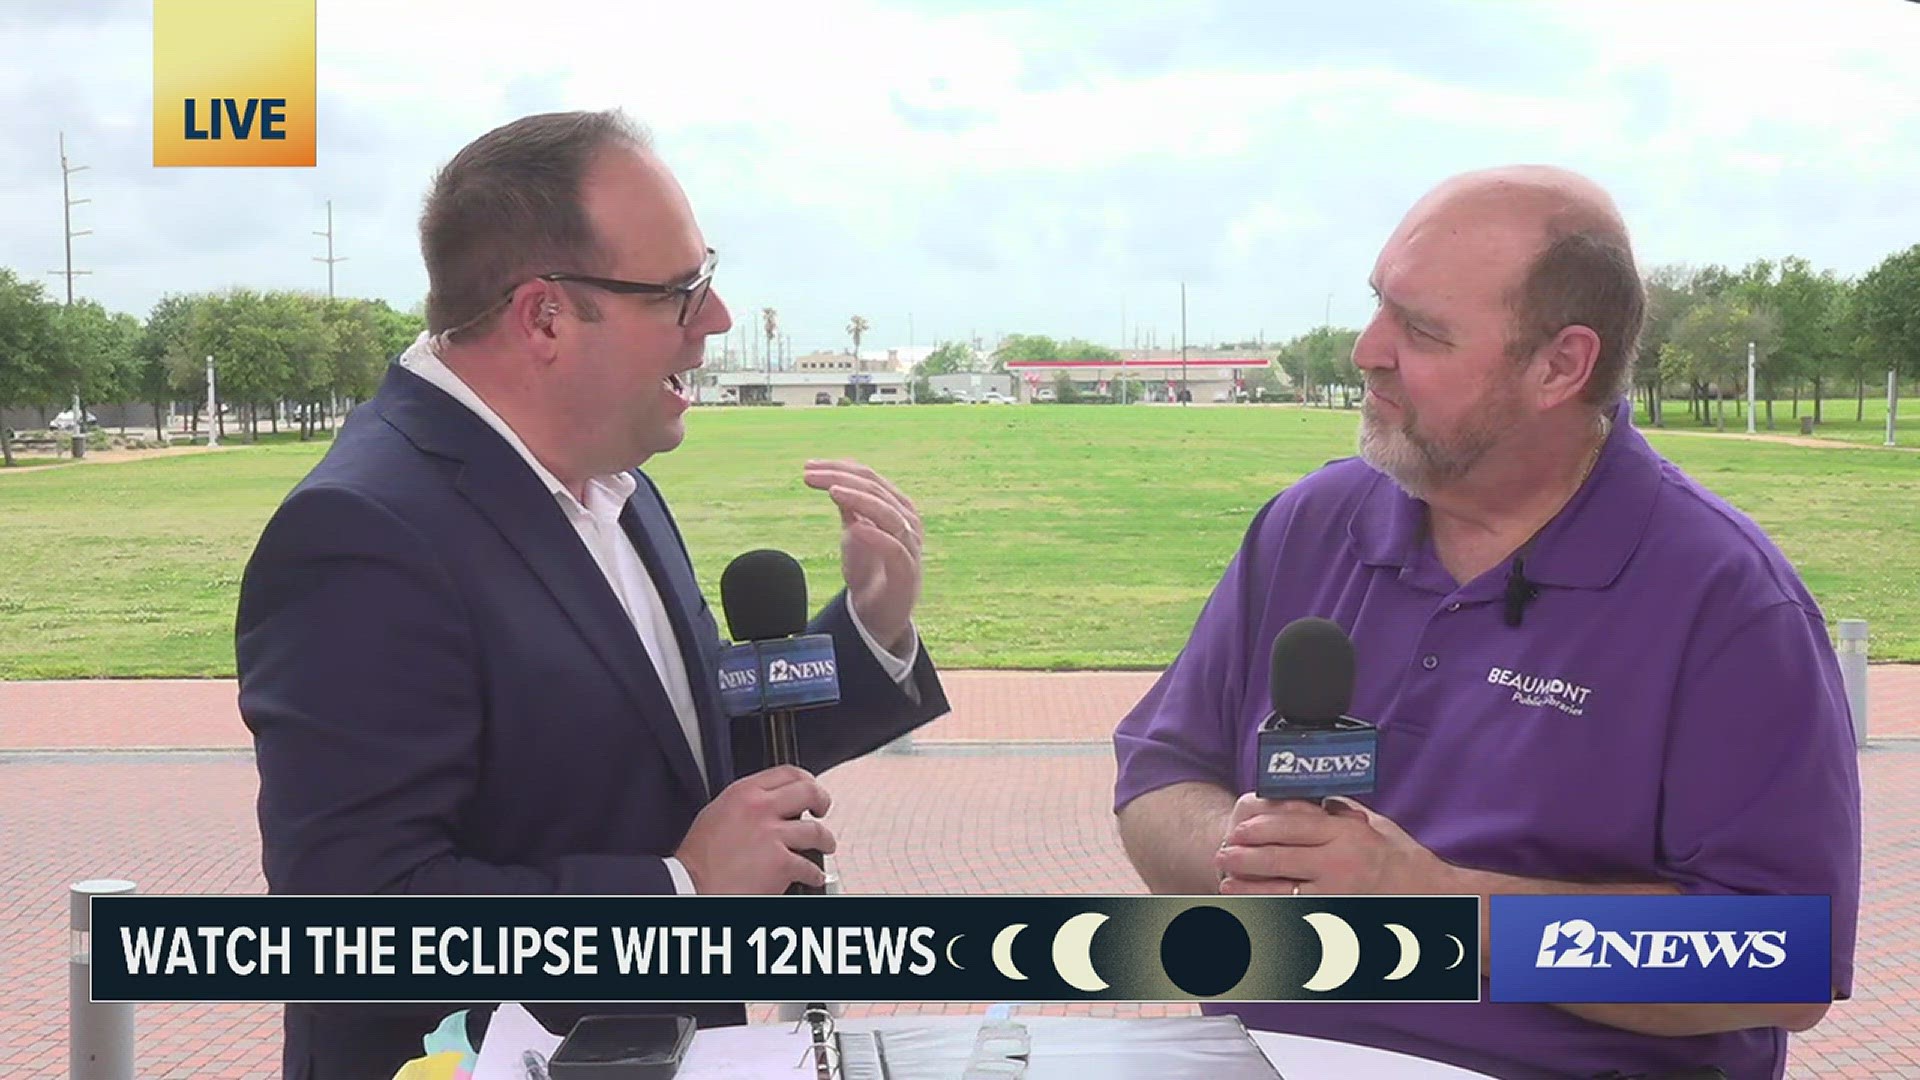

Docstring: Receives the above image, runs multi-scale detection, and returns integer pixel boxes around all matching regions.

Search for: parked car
[50,409,97,431]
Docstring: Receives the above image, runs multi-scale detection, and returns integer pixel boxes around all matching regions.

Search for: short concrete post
[1837,620,1869,747]
[70,879,136,1080]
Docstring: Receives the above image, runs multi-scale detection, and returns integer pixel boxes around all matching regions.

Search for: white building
[711,370,911,407]
[1004,356,1276,403]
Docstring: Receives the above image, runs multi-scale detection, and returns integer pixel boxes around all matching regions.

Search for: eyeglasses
[534,248,718,327]
[429,249,719,351]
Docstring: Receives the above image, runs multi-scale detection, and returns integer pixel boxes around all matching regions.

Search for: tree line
[0,269,424,466]
[3,242,1915,465]
[916,245,1920,424]
[1274,245,1920,425]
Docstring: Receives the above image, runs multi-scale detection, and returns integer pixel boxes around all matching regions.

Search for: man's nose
[1351,312,1394,372]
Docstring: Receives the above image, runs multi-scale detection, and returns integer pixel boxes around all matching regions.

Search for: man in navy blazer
[235,109,950,1079]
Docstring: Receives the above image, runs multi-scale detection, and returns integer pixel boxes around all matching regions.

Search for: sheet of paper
[678,1021,818,1078]
[470,1004,564,1080]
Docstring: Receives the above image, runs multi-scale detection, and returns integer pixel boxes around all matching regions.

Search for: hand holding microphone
[674,765,835,894]
[674,549,843,895]
[1215,618,1446,896]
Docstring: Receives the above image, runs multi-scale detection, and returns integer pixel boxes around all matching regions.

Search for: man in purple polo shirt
[1112,166,1861,1080]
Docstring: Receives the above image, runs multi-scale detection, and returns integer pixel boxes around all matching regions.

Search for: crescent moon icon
[1445,934,1465,971]
[991,924,1029,981]
[1051,913,1110,993]
[1301,912,1361,993]
[945,935,964,970]
[1383,924,1420,981]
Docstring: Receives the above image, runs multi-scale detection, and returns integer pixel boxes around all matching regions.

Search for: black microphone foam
[720,549,809,642]
[1269,617,1355,727]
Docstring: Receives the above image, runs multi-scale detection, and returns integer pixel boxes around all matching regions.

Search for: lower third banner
[88,894,1480,1004]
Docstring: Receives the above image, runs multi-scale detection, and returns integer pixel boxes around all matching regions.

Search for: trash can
[1800,416,1814,436]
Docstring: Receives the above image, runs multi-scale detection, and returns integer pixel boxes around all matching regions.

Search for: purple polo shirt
[1112,403,1861,1080]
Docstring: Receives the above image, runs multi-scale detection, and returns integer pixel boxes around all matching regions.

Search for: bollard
[71,879,136,1080]
[1837,620,1869,747]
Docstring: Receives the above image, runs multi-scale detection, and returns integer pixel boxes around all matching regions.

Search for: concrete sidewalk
[2,671,1915,1077]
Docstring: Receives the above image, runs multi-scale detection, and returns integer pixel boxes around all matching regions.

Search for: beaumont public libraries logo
[152,0,316,167]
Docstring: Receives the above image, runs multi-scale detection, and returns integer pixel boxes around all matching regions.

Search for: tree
[992,334,1061,364]
[0,269,61,466]
[187,289,289,442]
[919,341,970,376]
[51,299,142,422]
[1638,265,1699,426]
[1054,338,1119,361]
[263,292,337,440]
[1662,295,1779,429]
[1274,327,1359,407]
[846,315,869,359]
[137,294,201,439]
[1855,245,1920,439]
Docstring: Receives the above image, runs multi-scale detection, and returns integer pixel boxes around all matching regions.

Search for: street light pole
[1746,341,1756,435]
[205,356,218,448]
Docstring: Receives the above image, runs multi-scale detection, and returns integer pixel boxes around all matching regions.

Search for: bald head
[1418,165,1626,234]
[1401,165,1645,409]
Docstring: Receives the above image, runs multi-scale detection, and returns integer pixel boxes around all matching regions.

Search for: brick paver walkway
[5,665,1917,750]
[3,671,1916,1077]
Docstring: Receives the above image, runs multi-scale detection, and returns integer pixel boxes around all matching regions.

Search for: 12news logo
[153,0,316,167]
[1265,748,1373,777]
[1535,918,1787,970]
[1490,895,1830,1003]
[766,657,835,684]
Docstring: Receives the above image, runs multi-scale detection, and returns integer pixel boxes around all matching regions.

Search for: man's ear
[509,286,563,357]
[1532,324,1601,410]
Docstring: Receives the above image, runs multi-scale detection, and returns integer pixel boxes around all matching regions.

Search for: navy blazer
[236,363,950,1079]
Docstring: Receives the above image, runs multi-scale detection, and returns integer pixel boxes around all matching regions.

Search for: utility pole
[50,133,93,457]
[51,133,92,305]
[1180,282,1188,404]
[761,307,777,399]
[313,198,346,299]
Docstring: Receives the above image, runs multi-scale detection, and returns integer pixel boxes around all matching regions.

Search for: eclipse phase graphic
[991,924,1028,981]
[1383,923,1420,981]
[1301,912,1362,992]
[1051,912,1110,992]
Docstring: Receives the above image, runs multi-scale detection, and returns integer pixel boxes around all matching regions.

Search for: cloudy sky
[2,0,1917,358]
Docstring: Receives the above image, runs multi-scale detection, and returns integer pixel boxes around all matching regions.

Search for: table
[673,1015,1496,1078]
[1252,1029,1495,1078]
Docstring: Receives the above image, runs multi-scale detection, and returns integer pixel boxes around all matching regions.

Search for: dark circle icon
[1161,905,1251,996]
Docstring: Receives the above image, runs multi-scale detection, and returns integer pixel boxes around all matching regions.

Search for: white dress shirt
[398,335,917,893]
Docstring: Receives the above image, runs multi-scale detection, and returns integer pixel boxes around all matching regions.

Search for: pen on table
[522,1049,551,1080]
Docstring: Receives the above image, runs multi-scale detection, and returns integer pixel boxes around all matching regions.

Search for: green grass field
[1,404,1915,678]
